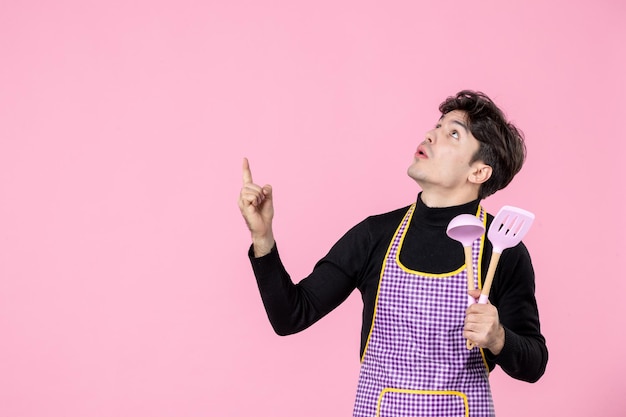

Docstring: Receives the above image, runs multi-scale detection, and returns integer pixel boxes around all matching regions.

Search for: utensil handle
[479,251,502,304]
[467,251,502,350]
[464,245,477,349]
[464,246,475,293]
[464,246,477,305]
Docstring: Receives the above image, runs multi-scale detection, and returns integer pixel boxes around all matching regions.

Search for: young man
[238,90,548,416]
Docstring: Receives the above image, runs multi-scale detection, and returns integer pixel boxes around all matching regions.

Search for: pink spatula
[467,205,535,349]
[479,205,535,304]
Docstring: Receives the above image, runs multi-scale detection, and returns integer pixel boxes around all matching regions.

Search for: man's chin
[406,164,421,181]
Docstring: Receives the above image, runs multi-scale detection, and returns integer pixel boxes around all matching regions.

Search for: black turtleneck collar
[399,192,483,273]
[412,192,482,228]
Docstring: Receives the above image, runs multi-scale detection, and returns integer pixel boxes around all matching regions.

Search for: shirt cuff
[248,243,280,276]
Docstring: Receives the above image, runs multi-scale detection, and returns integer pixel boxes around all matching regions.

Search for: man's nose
[424,129,435,144]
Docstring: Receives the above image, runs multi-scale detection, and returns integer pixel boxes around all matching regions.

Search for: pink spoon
[447,214,485,305]
[447,214,485,350]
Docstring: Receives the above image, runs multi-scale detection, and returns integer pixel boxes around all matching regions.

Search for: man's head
[438,90,526,199]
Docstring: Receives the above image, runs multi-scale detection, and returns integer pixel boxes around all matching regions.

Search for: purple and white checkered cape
[353,204,494,417]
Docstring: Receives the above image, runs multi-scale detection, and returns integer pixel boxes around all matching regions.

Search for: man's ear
[469,163,492,185]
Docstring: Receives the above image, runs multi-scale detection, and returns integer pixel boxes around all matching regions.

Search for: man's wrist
[252,235,275,257]
[488,325,506,355]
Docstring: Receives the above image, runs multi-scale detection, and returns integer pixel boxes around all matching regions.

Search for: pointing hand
[238,158,275,256]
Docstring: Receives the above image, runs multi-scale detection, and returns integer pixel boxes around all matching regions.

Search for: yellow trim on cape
[376,388,469,417]
[360,204,415,362]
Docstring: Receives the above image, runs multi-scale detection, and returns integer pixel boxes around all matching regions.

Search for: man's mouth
[416,145,428,159]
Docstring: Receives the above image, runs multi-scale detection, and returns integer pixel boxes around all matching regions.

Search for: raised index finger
[242,157,253,185]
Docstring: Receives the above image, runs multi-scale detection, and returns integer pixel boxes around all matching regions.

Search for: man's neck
[419,188,481,208]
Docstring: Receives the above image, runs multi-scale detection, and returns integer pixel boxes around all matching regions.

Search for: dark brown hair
[439,90,526,199]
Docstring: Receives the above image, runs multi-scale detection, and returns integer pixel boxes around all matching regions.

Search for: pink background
[1,0,625,416]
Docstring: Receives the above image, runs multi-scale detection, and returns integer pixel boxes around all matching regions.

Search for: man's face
[407,110,483,194]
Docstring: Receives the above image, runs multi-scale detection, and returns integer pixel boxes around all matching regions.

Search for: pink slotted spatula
[479,205,535,304]
[467,205,535,349]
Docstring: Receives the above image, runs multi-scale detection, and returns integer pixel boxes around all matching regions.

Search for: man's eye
[451,130,459,139]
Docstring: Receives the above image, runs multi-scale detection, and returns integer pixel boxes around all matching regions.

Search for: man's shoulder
[362,204,413,226]
[337,204,414,249]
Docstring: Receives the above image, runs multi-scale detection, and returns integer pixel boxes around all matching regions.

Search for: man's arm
[238,158,361,336]
[249,242,359,335]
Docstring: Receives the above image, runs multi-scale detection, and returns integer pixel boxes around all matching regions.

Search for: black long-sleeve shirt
[249,194,548,383]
